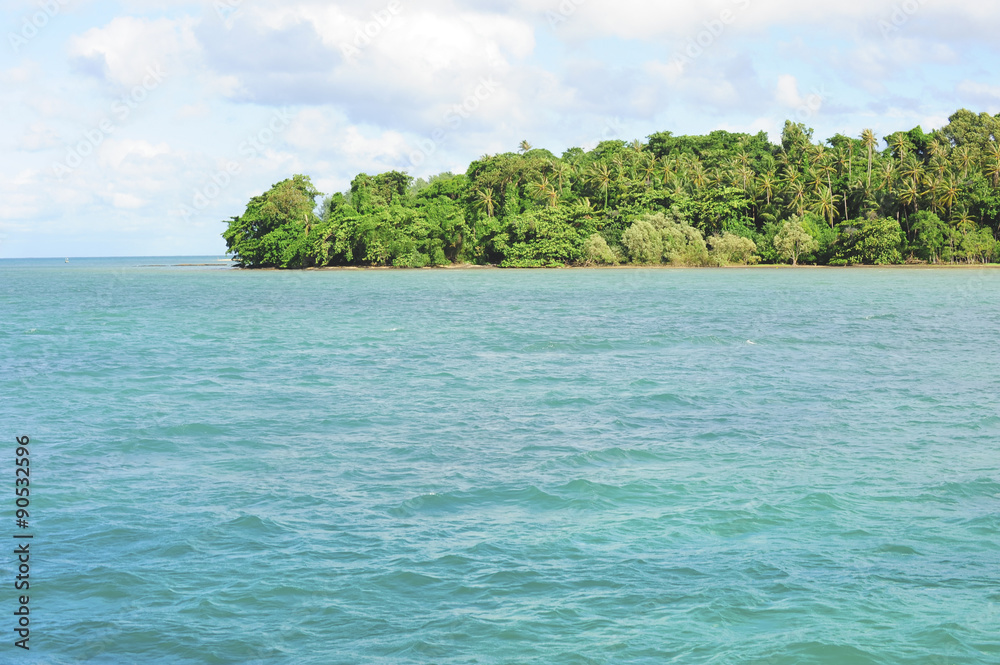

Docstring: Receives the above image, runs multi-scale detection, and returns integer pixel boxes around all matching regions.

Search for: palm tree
[861,128,878,190]
[688,160,707,193]
[809,145,827,172]
[922,174,945,215]
[899,180,920,216]
[816,157,836,192]
[929,139,949,161]
[587,162,613,209]
[812,187,837,228]
[982,141,1000,188]
[888,132,908,166]
[878,161,897,195]
[786,180,807,216]
[784,164,802,184]
[531,177,555,206]
[833,146,850,178]
[518,140,533,154]
[640,154,658,186]
[809,168,826,195]
[549,160,572,194]
[937,174,962,220]
[757,170,777,205]
[953,205,976,233]
[660,157,678,188]
[953,146,973,178]
[899,154,922,187]
[474,187,496,218]
[984,141,1000,188]
[610,153,627,182]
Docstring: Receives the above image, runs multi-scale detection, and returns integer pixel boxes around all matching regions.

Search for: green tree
[223,174,322,268]
[774,216,819,266]
[833,218,903,265]
[861,128,878,191]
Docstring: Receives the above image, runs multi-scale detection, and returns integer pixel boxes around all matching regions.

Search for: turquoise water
[2,259,999,664]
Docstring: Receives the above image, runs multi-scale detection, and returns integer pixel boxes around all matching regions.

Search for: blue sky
[2,0,999,257]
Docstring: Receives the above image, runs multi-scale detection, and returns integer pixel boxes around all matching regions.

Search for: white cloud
[68,16,198,87]
[17,122,62,151]
[98,139,172,170]
[109,192,148,209]
[775,74,803,108]
[958,81,1000,101]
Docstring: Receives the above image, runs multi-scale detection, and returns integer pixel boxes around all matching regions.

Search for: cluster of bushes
[223,109,1000,268]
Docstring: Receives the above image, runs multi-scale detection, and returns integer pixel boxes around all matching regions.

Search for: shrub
[582,233,618,265]
[622,219,663,264]
[709,232,758,265]
[833,218,903,265]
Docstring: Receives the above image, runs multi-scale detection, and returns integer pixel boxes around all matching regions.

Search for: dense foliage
[224,109,1000,268]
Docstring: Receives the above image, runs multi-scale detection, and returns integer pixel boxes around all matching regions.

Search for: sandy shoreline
[233,262,1000,271]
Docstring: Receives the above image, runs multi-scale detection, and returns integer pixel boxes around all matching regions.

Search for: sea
[1,257,998,664]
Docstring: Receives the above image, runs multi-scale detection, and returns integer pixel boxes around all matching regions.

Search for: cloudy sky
[2,0,998,257]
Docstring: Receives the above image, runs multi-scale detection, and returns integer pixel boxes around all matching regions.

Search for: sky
[2,0,999,258]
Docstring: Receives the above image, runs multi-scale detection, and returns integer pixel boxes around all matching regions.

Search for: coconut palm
[531,177,556,206]
[922,174,945,215]
[610,153,627,182]
[937,174,962,220]
[688,160,707,193]
[953,205,976,233]
[785,163,803,183]
[812,187,837,228]
[953,146,973,179]
[757,170,777,205]
[786,180,807,216]
[888,132,908,164]
[899,154,923,186]
[833,146,850,177]
[861,128,878,190]
[640,153,658,186]
[587,162,613,209]
[474,187,496,218]
[549,160,572,194]
[816,157,836,192]
[984,142,1000,188]
[899,180,920,215]
[878,161,897,195]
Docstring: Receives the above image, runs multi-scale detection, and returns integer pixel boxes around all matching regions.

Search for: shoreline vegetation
[223,109,1000,269]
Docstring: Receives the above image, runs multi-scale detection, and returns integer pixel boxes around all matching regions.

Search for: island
[222,109,1000,269]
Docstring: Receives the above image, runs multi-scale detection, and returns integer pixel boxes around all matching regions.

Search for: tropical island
[222,109,1000,268]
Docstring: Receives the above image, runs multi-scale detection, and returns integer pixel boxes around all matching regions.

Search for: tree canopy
[223,109,1000,268]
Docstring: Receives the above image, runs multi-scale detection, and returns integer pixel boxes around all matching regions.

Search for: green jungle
[223,109,1000,268]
